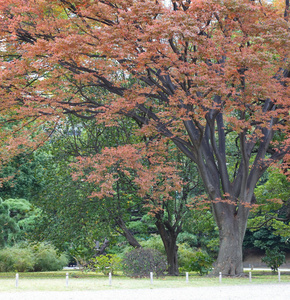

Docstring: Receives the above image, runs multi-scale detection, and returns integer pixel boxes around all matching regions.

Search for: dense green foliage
[92,254,122,275]
[1,150,288,275]
[0,198,18,248]
[0,246,35,272]
[29,119,147,251]
[244,169,290,256]
[180,210,219,258]
[0,198,38,248]
[178,244,213,275]
[0,243,68,272]
[0,110,288,276]
[262,248,286,272]
[32,243,69,272]
[243,227,290,252]
[0,153,49,200]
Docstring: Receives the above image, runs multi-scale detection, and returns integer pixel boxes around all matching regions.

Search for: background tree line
[0,115,289,274]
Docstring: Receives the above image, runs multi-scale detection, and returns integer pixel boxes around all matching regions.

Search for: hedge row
[0,243,68,272]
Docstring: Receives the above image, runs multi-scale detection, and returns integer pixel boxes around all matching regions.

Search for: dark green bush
[262,247,285,272]
[122,248,167,278]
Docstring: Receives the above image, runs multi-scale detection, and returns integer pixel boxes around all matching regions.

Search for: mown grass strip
[0,270,289,292]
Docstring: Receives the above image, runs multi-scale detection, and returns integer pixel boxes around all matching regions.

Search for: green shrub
[190,250,213,275]
[262,247,285,272]
[0,243,68,272]
[67,244,94,268]
[122,248,167,278]
[178,245,213,275]
[0,246,35,272]
[177,232,198,247]
[32,243,68,271]
[140,235,165,255]
[178,243,196,271]
[92,254,122,275]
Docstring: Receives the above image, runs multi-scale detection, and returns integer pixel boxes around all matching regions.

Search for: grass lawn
[0,270,289,292]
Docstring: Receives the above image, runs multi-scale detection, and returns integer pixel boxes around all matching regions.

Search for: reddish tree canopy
[0,0,289,275]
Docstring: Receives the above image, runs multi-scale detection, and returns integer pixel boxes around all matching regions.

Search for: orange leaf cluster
[0,0,289,213]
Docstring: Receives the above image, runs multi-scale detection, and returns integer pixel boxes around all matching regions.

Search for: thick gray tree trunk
[212,202,250,276]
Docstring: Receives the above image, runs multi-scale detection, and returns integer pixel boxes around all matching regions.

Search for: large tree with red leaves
[0,0,289,275]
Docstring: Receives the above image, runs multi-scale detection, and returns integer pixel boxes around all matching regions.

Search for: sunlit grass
[0,270,289,292]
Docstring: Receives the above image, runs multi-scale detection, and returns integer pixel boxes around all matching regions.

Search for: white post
[66,272,69,287]
[249,272,252,282]
[109,272,112,286]
[150,272,153,284]
[15,273,19,288]
[278,270,281,282]
[186,272,189,283]
[219,272,222,283]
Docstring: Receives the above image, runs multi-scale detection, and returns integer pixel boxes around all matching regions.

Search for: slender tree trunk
[115,216,142,248]
[155,219,180,276]
[165,239,179,276]
[94,238,110,256]
[212,202,250,276]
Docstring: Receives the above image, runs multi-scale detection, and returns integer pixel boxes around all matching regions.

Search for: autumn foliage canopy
[0,0,289,275]
[0,0,289,189]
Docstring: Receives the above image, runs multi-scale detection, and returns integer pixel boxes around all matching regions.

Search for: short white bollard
[66,272,69,287]
[278,270,281,282]
[249,272,252,282]
[219,272,222,283]
[186,272,189,283]
[150,272,153,284]
[109,272,112,286]
[15,273,19,288]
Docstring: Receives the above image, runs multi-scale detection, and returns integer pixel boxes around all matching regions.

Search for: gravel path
[1,284,290,300]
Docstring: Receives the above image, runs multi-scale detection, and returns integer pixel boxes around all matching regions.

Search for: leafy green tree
[32,116,205,275]
[0,198,19,248]
[243,227,290,253]
[245,169,290,251]
[262,247,286,272]
[0,152,50,200]
[32,156,112,252]
[0,198,39,247]
[31,119,144,252]
[181,209,219,258]
[4,198,39,243]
